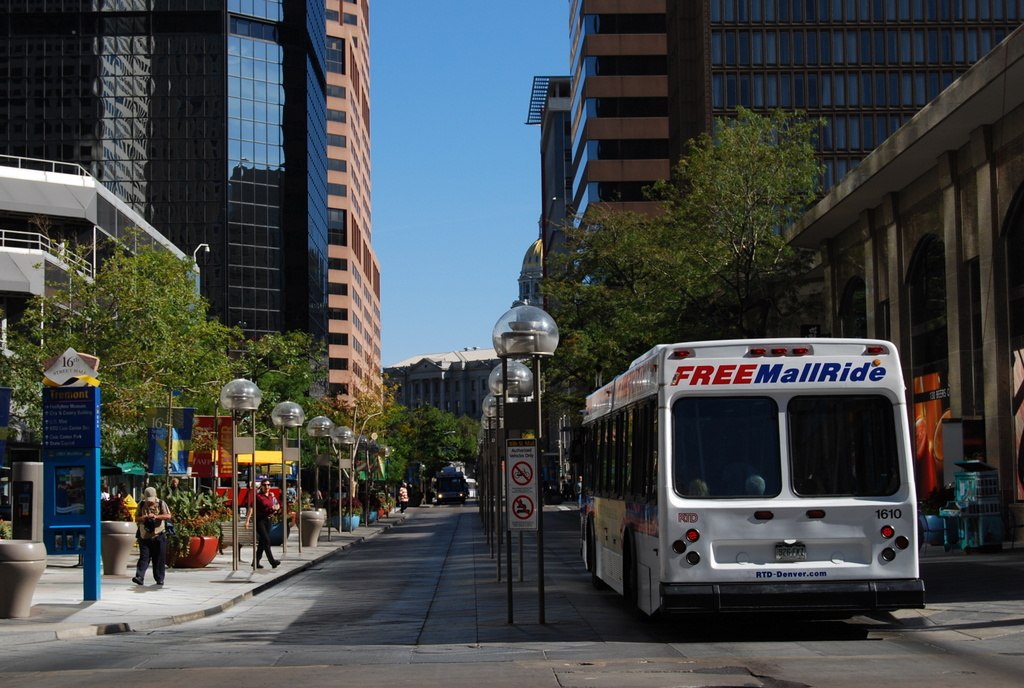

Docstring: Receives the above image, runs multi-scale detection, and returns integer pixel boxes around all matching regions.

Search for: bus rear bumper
[660,579,925,614]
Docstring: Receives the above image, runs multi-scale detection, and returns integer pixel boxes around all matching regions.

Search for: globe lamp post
[271,401,305,554]
[219,379,262,572]
[306,416,335,520]
[491,304,559,624]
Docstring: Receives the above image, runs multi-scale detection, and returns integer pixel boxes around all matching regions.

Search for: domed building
[517,238,543,307]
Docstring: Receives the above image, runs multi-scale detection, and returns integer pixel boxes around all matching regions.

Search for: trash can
[300,509,326,547]
[952,461,1003,553]
[0,540,47,619]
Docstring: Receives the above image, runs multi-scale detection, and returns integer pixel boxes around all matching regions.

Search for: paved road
[2,505,1023,687]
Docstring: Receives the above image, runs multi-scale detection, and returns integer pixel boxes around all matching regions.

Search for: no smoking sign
[506,438,538,531]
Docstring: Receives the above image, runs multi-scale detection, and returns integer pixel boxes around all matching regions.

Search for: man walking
[133,487,172,586]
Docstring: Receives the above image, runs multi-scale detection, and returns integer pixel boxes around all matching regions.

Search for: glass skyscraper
[0,0,333,357]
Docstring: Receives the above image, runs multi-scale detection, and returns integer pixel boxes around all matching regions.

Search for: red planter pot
[171,535,220,568]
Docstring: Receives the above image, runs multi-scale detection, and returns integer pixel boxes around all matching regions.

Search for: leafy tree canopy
[545,108,824,410]
[0,231,329,466]
[1,234,235,463]
[390,404,477,485]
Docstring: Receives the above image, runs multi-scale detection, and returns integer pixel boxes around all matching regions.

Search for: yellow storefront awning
[235,451,299,465]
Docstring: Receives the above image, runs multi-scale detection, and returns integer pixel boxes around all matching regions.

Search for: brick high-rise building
[568,0,1024,215]
[326,0,381,398]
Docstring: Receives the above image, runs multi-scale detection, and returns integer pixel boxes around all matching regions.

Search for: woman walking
[244,480,281,569]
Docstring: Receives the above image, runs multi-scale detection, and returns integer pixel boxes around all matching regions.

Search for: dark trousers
[255,517,278,565]
[136,533,166,584]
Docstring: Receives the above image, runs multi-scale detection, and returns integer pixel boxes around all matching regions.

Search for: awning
[235,451,298,465]
[0,252,41,294]
[99,460,146,476]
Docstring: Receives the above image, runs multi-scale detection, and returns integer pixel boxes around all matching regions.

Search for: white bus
[579,339,925,615]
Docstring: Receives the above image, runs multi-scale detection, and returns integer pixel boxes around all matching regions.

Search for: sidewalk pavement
[0,511,408,646]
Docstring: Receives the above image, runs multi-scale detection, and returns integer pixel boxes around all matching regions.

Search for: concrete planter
[0,540,47,619]
[299,509,326,547]
[171,536,220,568]
[101,521,138,575]
[330,515,360,531]
[269,522,289,546]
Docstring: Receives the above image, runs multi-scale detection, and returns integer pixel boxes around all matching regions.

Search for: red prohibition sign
[512,495,534,520]
[511,461,533,486]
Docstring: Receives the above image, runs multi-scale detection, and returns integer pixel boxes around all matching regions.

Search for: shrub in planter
[100,494,135,522]
[164,490,231,564]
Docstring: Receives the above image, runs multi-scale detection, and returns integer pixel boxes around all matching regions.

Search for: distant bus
[580,339,925,616]
[434,466,469,504]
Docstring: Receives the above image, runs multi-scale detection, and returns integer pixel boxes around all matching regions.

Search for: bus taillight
[806,509,826,519]
[685,529,700,543]
[880,525,895,539]
[865,345,888,355]
[754,510,774,520]
[791,346,810,356]
[770,347,788,356]
[673,349,693,358]
[748,347,767,356]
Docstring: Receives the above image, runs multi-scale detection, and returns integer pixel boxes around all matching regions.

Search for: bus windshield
[672,397,782,498]
[437,476,465,493]
[789,395,900,497]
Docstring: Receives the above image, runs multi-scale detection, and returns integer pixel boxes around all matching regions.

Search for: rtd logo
[677,512,698,523]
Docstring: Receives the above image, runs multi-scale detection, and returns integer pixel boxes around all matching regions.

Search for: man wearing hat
[133,486,173,586]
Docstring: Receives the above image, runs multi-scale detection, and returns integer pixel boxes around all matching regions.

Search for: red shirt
[254,491,278,519]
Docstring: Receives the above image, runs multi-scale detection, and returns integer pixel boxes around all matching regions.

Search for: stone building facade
[787,26,1024,506]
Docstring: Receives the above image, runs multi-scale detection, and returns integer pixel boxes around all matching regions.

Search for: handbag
[161,500,176,535]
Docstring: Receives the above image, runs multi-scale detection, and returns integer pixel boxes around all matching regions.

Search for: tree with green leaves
[652,107,824,338]
[233,330,327,446]
[0,231,331,468]
[390,404,477,488]
[545,108,824,410]
[0,234,236,465]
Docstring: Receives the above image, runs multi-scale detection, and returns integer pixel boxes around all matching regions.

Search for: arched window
[839,277,867,338]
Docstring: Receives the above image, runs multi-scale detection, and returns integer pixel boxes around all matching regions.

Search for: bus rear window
[789,395,900,497]
[672,397,781,498]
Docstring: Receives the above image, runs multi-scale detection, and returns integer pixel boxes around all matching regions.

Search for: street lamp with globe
[491,304,559,623]
[330,424,355,533]
[271,401,305,554]
[219,379,262,571]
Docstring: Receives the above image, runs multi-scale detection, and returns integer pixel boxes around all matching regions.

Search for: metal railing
[0,228,94,276]
[0,153,88,177]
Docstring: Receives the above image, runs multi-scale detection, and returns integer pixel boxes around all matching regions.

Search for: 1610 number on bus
[875,508,902,519]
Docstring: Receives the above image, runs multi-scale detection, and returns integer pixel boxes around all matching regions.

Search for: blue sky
[370,2,568,367]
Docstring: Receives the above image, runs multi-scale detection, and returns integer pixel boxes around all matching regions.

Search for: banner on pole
[145,406,194,474]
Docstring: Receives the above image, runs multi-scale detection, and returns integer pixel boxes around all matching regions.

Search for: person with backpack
[133,487,172,586]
